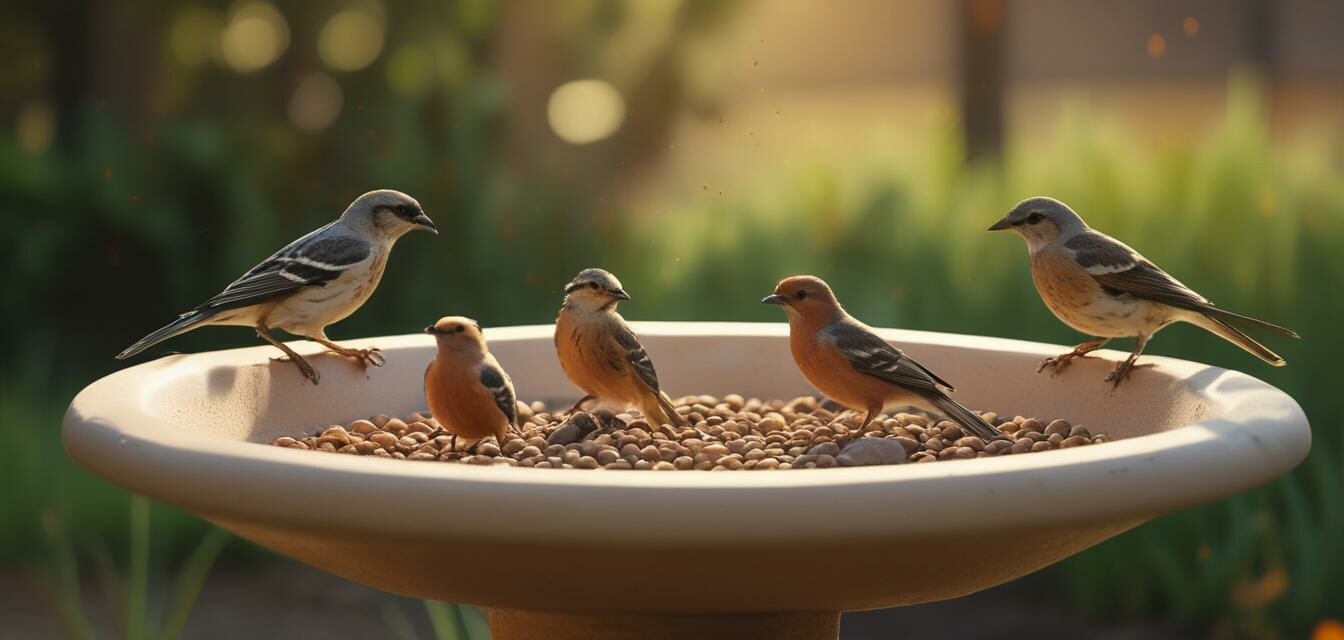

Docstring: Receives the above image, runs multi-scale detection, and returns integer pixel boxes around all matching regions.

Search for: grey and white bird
[989,196,1298,386]
[117,189,437,384]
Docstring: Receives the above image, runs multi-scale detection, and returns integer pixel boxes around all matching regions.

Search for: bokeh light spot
[15,101,55,155]
[386,44,432,96]
[319,6,385,72]
[1146,33,1167,59]
[1183,17,1200,37]
[547,79,626,145]
[288,73,344,132]
[169,7,224,68]
[220,1,290,73]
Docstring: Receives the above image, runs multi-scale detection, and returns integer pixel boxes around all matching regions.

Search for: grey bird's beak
[610,289,631,301]
[412,213,438,234]
[424,324,440,335]
[987,217,1013,232]
[761,294,786,305]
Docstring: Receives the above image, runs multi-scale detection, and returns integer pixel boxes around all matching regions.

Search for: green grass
[4,76,1341,637]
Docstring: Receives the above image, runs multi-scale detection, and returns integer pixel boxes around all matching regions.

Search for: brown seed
[954,436,985,452]
[349,420,378,435]
[1061,435,1090,448]
[1044,419,1070,436]
[940,424,964,441]
[1031,441,1053,453]
[1068,425,1092,439]
[604,460,633,470]
[1047,432,1064,446]
[953,446,976,459]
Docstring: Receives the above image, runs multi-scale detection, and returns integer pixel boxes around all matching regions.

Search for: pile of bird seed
[270,394,1108,470]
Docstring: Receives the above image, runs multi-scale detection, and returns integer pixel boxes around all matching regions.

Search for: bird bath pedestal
[63,323,1310,640]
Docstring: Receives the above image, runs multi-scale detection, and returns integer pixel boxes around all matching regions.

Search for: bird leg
[1038,338,1111,373]
[1105,335,1152,388]
[257,325,320,384]
[857,405,882,430]
[565,394,595,416]
[310,336,385,368]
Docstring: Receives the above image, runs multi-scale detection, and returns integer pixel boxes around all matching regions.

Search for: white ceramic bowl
[63,323,1310,639]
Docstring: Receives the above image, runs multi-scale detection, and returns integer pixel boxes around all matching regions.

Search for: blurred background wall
[1,1,1341,638]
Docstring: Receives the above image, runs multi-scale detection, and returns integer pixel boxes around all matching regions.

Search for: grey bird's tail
[656,391,687,427]
[1203,307,1299,339]
[1194,313,1288,367]
[116,310,216,360]
[922,392,1004,441]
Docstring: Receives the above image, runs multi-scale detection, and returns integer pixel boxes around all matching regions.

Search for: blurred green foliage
[1,1,1340,638]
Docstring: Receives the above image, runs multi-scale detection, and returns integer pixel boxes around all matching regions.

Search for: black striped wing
[194,229,370,314]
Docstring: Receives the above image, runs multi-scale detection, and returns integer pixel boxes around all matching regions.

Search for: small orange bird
[763,275,1002,440]
[554,268,686,428]
[424,316,518,451]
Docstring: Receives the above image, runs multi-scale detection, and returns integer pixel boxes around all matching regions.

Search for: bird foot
[269,354,320,384]
[1037,350,1093,374]
[345,347,385,368]
[1104,360,1154,389]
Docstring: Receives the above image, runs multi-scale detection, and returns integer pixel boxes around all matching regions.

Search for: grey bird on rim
[117,189,437,384]
[989,196,1298,386]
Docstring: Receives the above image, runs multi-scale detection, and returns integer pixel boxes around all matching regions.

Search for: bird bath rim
[63,322,1310,636]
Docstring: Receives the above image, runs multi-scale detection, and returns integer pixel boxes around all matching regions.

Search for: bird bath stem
[64,323,1310,640]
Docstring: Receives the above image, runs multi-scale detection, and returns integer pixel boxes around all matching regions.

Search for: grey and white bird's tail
[1193,313,1289,367]
[922,391,1005,441]
[116,310,216,360]
[1202,307,1299,339]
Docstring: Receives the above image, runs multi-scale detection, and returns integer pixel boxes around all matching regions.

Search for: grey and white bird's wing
[194,229,372,314]
[609,322,665,394]
[1065,231,1211,312]
[827,321,952,393]
[478,363,518,428]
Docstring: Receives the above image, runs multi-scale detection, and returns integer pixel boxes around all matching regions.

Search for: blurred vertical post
[958,0,1005,162]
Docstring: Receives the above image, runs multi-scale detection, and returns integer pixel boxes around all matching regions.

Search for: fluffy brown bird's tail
[922,392,1004,441]
[1194,314,1288,367]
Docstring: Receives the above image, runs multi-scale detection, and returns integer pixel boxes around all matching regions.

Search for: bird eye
[1027,212,1044,224]
[589,282,600,290]
[795,290,807,300]
[456,325,465,333]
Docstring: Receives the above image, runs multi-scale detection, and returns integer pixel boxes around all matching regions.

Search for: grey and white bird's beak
[987,216,1013,232]
[424,324,441,335]
[412,213,438,234]
[610,288,631,301]
[761,294,786,305]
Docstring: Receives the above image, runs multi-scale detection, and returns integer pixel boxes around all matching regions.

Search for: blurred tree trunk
[958,0,1005,162]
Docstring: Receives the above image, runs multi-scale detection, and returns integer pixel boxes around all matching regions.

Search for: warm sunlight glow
[547,79,626,145]
[220,1,290,73]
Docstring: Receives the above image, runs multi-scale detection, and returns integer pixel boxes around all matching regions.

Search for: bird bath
[64,322,1310,640]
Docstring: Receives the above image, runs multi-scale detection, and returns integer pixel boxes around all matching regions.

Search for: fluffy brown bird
[989,197,1298,386]
[554,268,686,428]
[424,316,518,451]
[764,275,1002,440]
